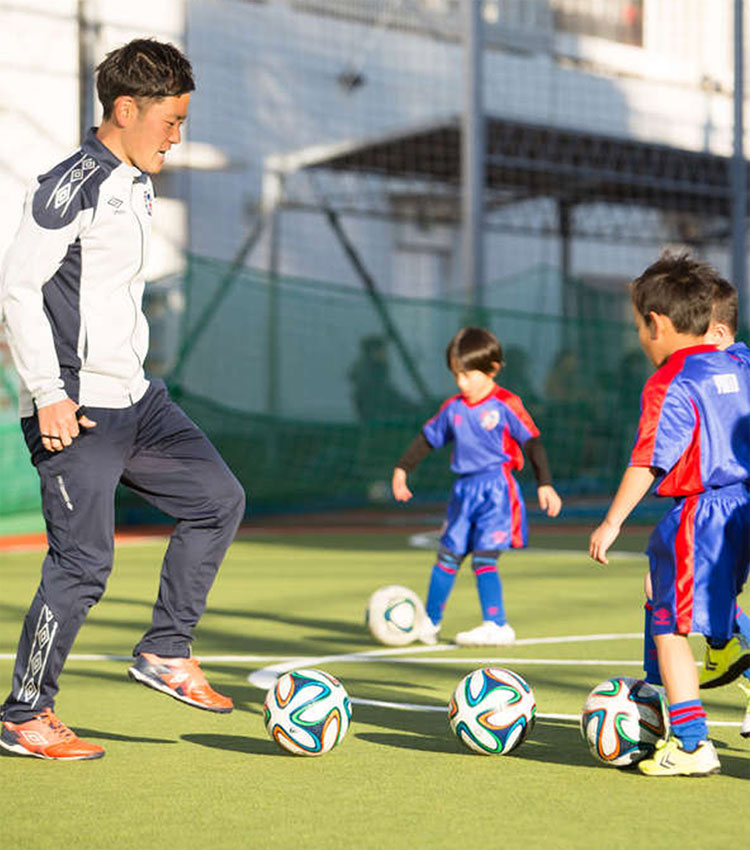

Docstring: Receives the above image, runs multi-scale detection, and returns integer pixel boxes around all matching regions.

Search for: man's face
[121,93,190,173]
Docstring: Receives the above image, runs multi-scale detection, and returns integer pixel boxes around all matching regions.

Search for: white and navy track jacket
[1,129,154,417]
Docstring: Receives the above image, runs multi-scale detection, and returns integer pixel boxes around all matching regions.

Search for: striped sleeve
[630,369,696,473]
[494,386,540,443]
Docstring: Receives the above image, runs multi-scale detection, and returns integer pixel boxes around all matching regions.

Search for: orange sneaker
[0,708,104,760]
[128,652,233,713]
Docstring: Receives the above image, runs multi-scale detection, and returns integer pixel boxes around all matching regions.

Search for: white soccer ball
[264,668,352,756]
[448,667,536,755]
[366,584,426,646]
[580,676,668,767]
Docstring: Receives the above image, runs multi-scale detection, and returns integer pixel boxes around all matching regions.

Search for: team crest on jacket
[480,409,500,431]
[144,189,153,216]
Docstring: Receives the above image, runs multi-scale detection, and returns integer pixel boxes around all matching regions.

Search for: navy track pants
[1,381,245,722]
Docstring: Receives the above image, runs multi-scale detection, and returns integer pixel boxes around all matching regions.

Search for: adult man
[0,39,245,760]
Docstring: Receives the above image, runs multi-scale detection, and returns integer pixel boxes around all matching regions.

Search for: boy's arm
[589,465,659,564]
[392,433,433,502]
[525,436,562,517]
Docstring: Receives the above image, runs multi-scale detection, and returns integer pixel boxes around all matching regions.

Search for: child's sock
[735,606,750,684]
[642,602,662,686]
[425,548,461,624]
[471,552,505,625]
[735,604,750,641]
[668,700,708,752]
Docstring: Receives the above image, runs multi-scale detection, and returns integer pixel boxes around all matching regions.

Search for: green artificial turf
[0,530,748,849]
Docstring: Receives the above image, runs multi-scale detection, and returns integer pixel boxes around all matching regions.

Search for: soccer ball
[580,676,668,767]
[448,667,536,755]
[366,584,426,646]
[264,668,352,756]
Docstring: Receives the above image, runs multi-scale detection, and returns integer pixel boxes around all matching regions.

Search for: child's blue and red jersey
[630,344,750,637]
[727,340,750,367]
[423,385,539,554]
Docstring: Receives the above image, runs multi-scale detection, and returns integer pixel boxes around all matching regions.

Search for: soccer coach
[0,38,245,760]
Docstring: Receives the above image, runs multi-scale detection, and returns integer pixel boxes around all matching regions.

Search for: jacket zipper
[130,180,146,371]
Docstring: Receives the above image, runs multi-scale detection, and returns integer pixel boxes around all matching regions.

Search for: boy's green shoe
[699,635,750,689]
[638,737,720,777]
[738,679,750,739]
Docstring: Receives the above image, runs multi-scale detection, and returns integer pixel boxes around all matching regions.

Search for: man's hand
[392,468,413,502]
[38,399,97,452]
[537,485,562,517]
[589,518,621,565]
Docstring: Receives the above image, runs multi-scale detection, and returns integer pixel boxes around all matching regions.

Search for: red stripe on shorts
[674,495,698,633]
[502,462,524,548]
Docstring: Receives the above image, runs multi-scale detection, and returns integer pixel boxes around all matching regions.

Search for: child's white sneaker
[455,621,516,647]
[416,617,441,646]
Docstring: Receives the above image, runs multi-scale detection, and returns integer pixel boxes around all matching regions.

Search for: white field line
[347,698,742,728]
[0,632,743,728]
[0,632,681,664]
[407,534,645,561]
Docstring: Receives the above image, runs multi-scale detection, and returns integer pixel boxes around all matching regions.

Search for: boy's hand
[589,519,621,564]
[392,468,413,502]
[537,485,562,517]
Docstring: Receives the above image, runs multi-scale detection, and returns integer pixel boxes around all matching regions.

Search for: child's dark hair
[96,39,195,118]
[446,327,503,374]
[711,276,738,335]
[630,251,720,336]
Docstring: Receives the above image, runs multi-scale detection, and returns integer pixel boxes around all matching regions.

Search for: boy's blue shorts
[439,468,528,556]
[647,482,750,638]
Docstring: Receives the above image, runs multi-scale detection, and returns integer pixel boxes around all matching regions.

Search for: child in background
[590,253,750,776]
[392,327,562,646]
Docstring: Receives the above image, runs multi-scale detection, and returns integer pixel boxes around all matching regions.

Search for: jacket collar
[82,128,143,179]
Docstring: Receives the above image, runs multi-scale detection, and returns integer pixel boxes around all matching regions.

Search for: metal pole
[169,216,267,384]
[732,0,748,329]
[462,0,485,318]
[77,0,96,143]
[266,177,283,417]
[323,207,432,403]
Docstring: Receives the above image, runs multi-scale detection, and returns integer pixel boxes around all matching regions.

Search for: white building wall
[0,0,746,420]
[0,0,187,280]
[182,0,745,304]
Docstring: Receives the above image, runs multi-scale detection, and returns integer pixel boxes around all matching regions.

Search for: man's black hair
[96,38,195,118]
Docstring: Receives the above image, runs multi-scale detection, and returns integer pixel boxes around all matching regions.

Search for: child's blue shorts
[647,482,750,638]
[439,467,527,556]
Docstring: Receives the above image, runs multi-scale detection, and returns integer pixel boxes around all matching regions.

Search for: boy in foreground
[696,277,750,736]
[589,253,750,776]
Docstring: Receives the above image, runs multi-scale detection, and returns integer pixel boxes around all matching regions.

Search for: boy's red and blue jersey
[423,385,539,476]
[727,340,750,367]
[631,345,750,638]
[423,385,539,554]
[630,344,750,495]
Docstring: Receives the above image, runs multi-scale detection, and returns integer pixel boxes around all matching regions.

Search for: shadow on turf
[181,733,287,757]
[75,727,176,744]
[357,731,460,753]
[354,707,599,767]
